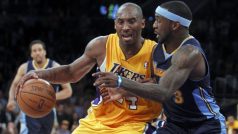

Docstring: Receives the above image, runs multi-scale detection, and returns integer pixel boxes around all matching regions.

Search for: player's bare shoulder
[85,36,108,52]
[85,35,108,59]
[18,62,28,75]
[172,45,202,69]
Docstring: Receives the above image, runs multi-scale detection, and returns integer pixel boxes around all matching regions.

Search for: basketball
[16,78,56,118]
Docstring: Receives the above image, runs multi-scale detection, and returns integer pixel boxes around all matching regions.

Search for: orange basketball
[16,78,56,118]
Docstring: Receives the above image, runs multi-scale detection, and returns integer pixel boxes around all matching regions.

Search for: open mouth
[121,34,133,41]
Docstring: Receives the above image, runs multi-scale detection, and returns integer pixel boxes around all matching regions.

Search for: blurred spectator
[0,90,17,134]
[226,115,238,134]
[70,122,79,132]
[5,122,18,134]
[55,120,70,134]
[0,90,7,133]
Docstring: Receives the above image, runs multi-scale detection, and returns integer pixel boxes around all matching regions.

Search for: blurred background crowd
[0,0,238,133]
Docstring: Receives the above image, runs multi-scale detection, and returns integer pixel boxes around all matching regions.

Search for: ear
[171,22,180,30]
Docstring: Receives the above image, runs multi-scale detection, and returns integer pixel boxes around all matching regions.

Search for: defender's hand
[92,72,118,88]
[100,88,125,104]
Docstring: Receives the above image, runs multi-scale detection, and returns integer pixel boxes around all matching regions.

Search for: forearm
[8,85,16,101]
[56,88,72,100]
[121,77,169,102]
[35,65,74,84]
[123,91,136,97]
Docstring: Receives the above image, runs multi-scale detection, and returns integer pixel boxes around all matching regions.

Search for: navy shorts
[25,111,54,134]
[155,117,226,134]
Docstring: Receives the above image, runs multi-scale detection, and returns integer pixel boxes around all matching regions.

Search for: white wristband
[117,75,122,88]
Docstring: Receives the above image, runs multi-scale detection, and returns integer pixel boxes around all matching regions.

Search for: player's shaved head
[116,2,143,19]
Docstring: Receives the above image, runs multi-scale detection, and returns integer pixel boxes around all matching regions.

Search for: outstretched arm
[35,39,99,84]
[36,54,96,84]
[93,45,204,102]
[100,78,156,103]
[17,36,107,87]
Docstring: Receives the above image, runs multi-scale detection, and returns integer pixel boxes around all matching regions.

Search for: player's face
[114,8,145,45]
[31,44,46,63]
[153,15,172,43]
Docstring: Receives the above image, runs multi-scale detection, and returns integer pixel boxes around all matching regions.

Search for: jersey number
[174,90,184,104]
[117,97,138,110]
[126,97,138,110]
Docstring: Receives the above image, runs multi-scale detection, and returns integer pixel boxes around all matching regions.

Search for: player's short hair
[161,1,192,21]
[29,40,46,51]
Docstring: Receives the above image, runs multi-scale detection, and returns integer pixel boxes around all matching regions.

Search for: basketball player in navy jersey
[93,1,226,134]
[7,40,72,134]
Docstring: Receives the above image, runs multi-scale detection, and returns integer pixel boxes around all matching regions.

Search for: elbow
[67,88,73,98]
[159,93,171,103]
[153,88,173,103]
[162,89,174,102]
[62,87,73,99]
[152,94,168,103]
[66,91,72,98]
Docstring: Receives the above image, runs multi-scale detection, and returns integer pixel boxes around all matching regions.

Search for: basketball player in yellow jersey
[76,33,161,133]
[17,3,162,134]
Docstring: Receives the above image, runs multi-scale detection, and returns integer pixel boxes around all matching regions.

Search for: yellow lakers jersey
[81,33,162,127]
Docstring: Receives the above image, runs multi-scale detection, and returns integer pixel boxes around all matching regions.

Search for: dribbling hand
[15,71,39,99]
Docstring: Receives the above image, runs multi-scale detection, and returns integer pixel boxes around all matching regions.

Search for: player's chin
[121,38,134,45]
[35,58,42,63]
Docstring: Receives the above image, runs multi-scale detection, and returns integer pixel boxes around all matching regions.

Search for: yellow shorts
[72,119,147,134]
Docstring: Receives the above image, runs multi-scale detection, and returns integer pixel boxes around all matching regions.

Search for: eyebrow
[116,16,139,20]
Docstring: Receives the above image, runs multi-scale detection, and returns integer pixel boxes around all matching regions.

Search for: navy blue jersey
[153,36,225,126]
[26,59,59,92]
[21,59,59,134]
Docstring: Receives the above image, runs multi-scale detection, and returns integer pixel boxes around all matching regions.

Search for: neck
[164,30,189,54]
[120,37,144,60]
[33,58,47,69]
